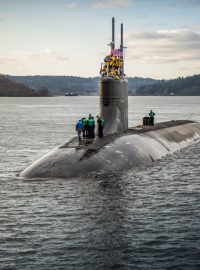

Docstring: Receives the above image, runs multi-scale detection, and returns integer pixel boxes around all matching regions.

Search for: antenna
[120,23,124,77]
[111,17,115,49]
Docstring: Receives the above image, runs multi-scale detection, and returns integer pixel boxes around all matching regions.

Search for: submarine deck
[59,120,195,152]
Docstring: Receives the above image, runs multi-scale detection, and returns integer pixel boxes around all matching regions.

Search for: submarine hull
[20,121,200,179]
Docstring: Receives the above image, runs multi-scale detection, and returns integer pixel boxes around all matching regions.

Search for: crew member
[76,119,84,140]
[88,114,95,139]
[82,117,88,139]
[96,115,104,138]
[101,62,108,77]
[109,54,115,69]
[149,110,155,125]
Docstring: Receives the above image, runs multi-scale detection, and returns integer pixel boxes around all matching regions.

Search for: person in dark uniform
[96,115,104,138]
[88,114,95,139]
[82,118,88,139]
[149,110,155,125]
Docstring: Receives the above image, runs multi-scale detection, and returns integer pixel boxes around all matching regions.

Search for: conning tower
[99,17,128,135]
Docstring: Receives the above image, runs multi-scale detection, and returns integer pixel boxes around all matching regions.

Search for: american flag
[110,49,122,57]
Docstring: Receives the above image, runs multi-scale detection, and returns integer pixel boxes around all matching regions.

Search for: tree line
[0,75,50,97]
[1,74,199,96]
[136,74,200,96]
[8,75,155,95]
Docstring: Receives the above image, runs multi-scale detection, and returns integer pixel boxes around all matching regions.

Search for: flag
[110,49,122,57]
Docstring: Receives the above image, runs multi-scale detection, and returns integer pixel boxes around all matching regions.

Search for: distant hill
[3,74,200,96]
[136,74,200,96]
[0,75,50,97]
[128,77,156,95]
[7,75,156,95]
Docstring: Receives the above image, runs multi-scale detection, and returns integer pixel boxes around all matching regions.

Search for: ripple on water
[1,97,200,269]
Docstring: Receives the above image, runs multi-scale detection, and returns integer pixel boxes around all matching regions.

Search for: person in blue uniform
[76,119,83,140]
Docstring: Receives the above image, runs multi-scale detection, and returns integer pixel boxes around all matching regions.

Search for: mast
[120,23,124,78]
[111,17,115,50]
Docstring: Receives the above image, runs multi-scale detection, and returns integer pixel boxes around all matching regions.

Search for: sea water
[0,96,200,269]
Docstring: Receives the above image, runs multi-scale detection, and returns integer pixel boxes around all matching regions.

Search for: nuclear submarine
[20,18,200,179]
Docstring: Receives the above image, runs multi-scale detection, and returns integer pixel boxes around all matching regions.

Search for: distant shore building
[65,92,78,96]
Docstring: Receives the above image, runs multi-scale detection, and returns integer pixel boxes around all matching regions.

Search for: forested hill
[136,74,200,96]
[8,75,156,95]
[5,74,200,96]
[0,75,50,96]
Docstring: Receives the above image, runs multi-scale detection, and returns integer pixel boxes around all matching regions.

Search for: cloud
[0,16,6,22]
[66,2,77,9]
[91,0,133,9]
[172,0,200,7]
[125,28,200,64]
[0,49,69,64]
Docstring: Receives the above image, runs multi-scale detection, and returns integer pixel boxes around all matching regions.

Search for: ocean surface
[0,96,200,270]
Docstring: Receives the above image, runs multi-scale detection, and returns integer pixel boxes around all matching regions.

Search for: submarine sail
[100,17,128,135]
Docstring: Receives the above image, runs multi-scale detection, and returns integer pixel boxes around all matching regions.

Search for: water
[0,96,200,269]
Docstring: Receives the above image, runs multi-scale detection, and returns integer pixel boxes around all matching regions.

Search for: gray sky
[0,0,200,79]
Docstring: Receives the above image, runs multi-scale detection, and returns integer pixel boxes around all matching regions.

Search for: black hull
[20,120,200,179]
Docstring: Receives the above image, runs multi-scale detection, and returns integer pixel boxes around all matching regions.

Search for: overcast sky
[0,0,200,79]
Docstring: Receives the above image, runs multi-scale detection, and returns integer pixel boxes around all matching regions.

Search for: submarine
[20,18,200,179]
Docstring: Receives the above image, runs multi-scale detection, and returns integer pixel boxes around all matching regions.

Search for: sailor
[101,62,108,77]
[88,114,95,139]
[109,68,115,78]
[82,117,88,139]
[104,55,112,77]
[115,56,120,67]
[119,57,123,76]
[96,115,104,138]
[104,55,111,63]
[109,54,115,66]
[114,69,120,80]
[76,119,84,141]
[149,110,155,125]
